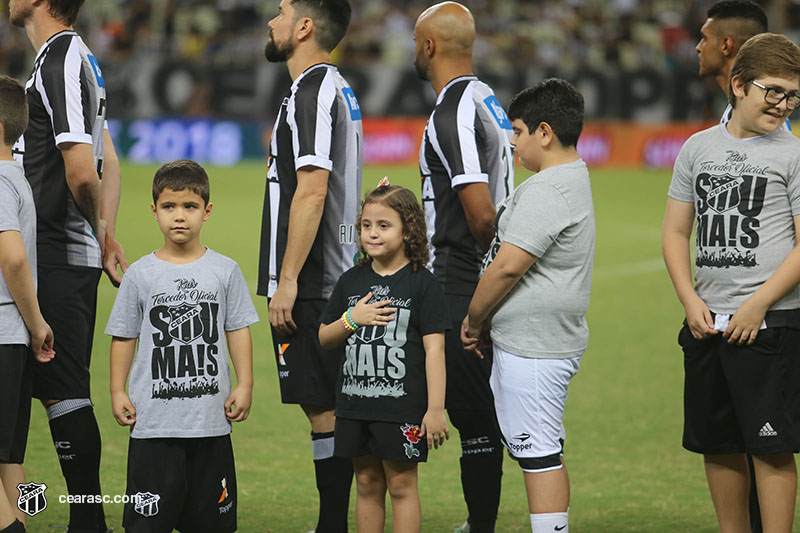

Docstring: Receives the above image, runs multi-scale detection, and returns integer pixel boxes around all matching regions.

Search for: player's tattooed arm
[662,197,717,340]
[110,337,137,426]
[226,327,254,422]
[60,142,103,252]
[420,332,449,450]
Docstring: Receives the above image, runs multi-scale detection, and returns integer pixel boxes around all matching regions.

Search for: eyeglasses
[750,80,800,110]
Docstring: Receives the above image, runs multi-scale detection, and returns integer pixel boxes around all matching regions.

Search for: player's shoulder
[40,31,81,64]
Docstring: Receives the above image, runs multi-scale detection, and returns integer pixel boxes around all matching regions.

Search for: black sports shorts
[33,264,101,400]
[270,298,339,408]
[123,435,237,533]
[0,344,33,463]
[335,417,428,463]
[681,311,800,455]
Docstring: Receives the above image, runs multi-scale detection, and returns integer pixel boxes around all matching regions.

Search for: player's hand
[30,320,55,363]
[269,280,298,336]
[111,391,136,426]
[420,408,449,450]
[683,295,717,340]
[460,315,485,358]
[348,292,395,327]
[724,296,769,345]
[102,235,128,287]
[225,384,252,422]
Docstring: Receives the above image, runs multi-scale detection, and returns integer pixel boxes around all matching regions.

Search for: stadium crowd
[3,0,800,82]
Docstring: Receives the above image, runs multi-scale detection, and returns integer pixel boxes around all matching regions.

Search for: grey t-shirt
[668,124,800,314]
[483,159,595,358]
[0,161,37,346]
[105,249,259,439]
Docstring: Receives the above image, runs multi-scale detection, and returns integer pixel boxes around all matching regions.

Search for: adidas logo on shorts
[758,422,778,438]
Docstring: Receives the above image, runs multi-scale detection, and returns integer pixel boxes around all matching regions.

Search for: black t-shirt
[321,263,449,423]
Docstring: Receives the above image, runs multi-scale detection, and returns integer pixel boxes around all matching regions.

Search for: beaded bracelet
[346,309,360,331]
[340,312,356,333]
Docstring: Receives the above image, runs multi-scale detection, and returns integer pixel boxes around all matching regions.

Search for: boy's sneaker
[454,519,470,533]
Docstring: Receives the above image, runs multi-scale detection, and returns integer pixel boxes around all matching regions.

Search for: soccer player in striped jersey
[414,3,514,532]
[257,1,360,531]
[10,0,126,531]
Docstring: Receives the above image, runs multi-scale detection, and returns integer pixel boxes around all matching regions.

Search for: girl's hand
[683,294,717,340]
[724,295,769,345]
[420,408,449,450]
[348,292,395,327]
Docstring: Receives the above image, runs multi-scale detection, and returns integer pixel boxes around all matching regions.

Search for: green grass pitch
[18,161,791,532]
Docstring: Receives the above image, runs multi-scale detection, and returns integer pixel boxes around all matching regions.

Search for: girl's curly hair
[356,185,429,271]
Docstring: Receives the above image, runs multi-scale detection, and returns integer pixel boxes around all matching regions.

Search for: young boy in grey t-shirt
[663,33,800,531]
[106,160,258,533]
[0,75,54,533]
[462,79,595,533]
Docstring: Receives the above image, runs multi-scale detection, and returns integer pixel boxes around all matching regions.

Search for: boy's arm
[420,332,449,449]
[0,230,54,362]
[724,214,800,345]
[225,327,254,422]
[99,129,128,286]
[110,337,137,426]
[462,241,537,355]
[269,167,328,336]
[661,197,717,340]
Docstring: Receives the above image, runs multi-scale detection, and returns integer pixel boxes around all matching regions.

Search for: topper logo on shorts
[218,477,233,514]
[508,432,533,453]
[17,482,47,517]
[134,492,160,517]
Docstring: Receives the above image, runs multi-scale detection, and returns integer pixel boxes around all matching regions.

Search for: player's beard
[414,49,429,81]
[9,0,32,27]
[264,34,294,63]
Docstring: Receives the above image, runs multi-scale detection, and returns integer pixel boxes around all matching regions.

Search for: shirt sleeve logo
[484,95,511,130]
[87,54,105,88]
[341,87,362,121]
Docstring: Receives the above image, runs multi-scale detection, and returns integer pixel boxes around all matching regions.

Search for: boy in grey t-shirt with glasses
[106,160,258,533]
[663,33,800,532]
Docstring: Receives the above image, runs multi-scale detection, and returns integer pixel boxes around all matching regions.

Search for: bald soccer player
[414,4,514,532]
[696,3,770,532]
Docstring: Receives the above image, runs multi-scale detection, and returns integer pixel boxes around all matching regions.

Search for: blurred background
[4,0,800,168]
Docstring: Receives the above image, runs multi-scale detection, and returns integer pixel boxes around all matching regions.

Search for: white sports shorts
[490,344,581,472]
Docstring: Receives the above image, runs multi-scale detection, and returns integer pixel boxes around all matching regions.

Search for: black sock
[450,409,504,533]
[311,431,352,533]
[47,405,107,533]
[0,519,25,533]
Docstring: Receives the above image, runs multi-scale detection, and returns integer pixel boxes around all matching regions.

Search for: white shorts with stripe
[490,344,581,472]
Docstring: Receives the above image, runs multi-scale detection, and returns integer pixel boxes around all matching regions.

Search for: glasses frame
[750,80,800,111]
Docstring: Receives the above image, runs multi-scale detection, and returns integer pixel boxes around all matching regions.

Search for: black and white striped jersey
[257,63,363,300]
[419,76,514,295]
[13,30,105,269]
[720,102,791,132]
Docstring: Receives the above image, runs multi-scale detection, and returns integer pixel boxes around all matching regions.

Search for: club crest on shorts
[17,482,47,516]
[134,492,160,517]
[168,302,204,344]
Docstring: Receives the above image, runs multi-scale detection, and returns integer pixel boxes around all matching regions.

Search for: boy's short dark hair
[0,76,28,146]
[728,33,800,108]
[152,160,210,205]
[707,1,768,48]
[291,0,351,52]
[47,0,85,26]
[508,78,584,148]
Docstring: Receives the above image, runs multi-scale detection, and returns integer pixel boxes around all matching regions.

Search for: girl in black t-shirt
[319,183,449,532]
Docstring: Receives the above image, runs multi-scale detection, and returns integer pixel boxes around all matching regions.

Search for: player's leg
[490,345,578,533]
[352,455,387,533]
[34,265,106,533]
[0,345,33,527]
[444,294,502,533]
[270,298,352,533]
[122,438,187,533]
[383,460,420,533]
[704,454,751,533]
[751,453,795,533]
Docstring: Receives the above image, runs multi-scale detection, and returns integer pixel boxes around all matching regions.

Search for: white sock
[530,510,568,533]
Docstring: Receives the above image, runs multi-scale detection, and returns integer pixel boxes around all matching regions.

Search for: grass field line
[593,257,665,280]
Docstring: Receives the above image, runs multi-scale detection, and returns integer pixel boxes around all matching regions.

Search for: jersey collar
[291,62,335,91]
[436,75,478,105]
[35,29,78,63]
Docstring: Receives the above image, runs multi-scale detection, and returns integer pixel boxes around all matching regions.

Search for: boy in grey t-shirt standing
[462,79,595,533]
[663,34,800,532]
[0,75,55,533]
[106,160,258,533]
